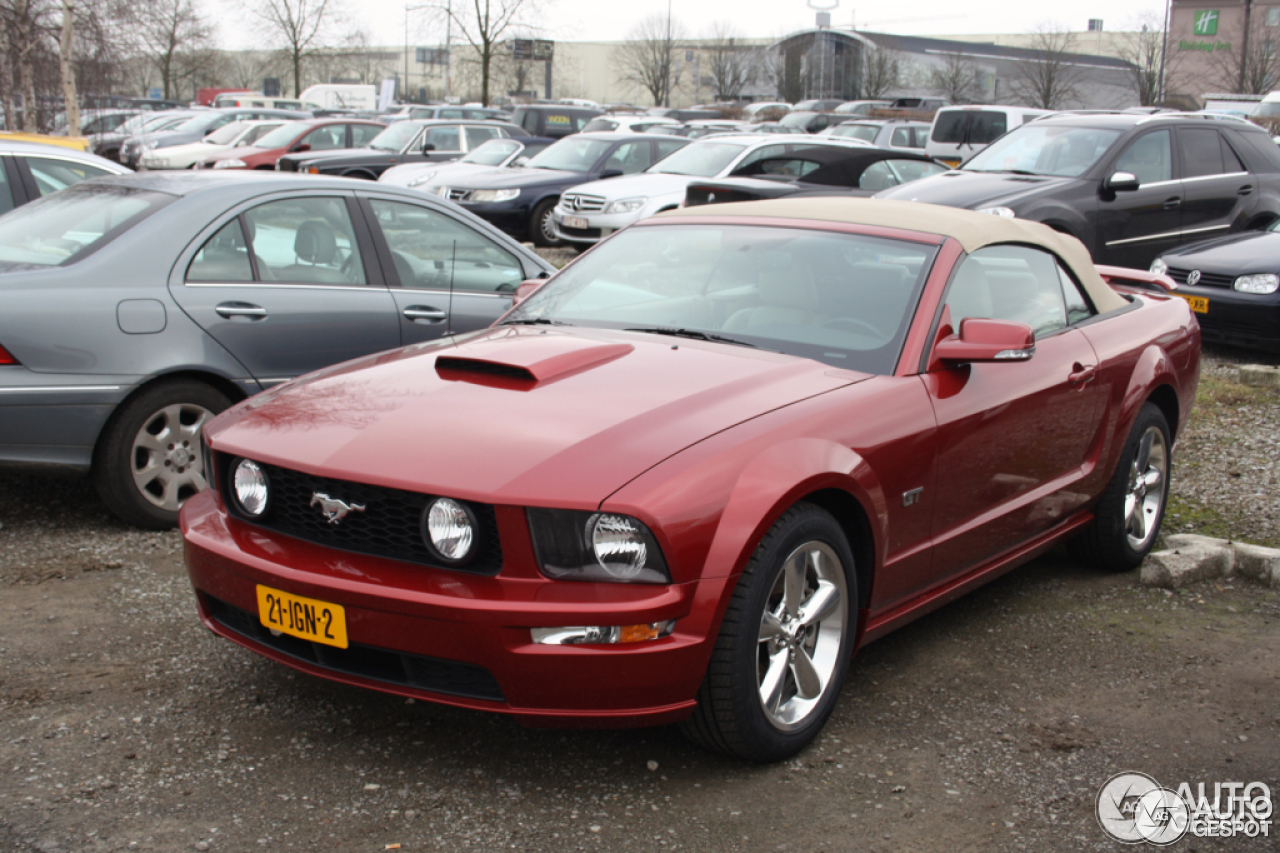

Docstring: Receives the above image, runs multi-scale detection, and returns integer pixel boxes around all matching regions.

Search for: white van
[299,84,378,111]
[212,93,309,110]
[926,105,1053,167]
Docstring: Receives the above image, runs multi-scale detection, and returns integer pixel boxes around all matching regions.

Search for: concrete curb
[1141,534,1280,589]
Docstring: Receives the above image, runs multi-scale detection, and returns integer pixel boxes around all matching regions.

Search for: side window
[604,141,652,174]
[25,157,115,197]
[890,126,913,147]
[944,245,1069,338]
[1058,264,1094,325]
[424,125,461,152]
[464,125,501,149]
[302,126,344,151]
[369,199,524,293]
[439,109,465,119]
[186,219,254,283]
[0,160,14,216]
[736,143,786,171]
[241,197,366,285]
[859,161,900,190]
[1221,136,1245,172]
[1114,130,1172,184]
[1179,128,1227,178]
[351,123,382,147]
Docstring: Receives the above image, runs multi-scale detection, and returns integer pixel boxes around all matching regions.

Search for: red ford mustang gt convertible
[181,198,1200,761]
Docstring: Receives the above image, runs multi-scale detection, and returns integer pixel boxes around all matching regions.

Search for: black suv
[875,113,1280,268]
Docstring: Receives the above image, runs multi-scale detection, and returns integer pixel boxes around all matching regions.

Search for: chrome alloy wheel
[539,206,559,244]
[130,402,216,511]
[756,540,848,731]
[1125,425,1168,551]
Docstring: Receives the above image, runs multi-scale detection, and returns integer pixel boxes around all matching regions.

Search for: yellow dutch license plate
[1177,293,1209,313]
[256,584,348,648]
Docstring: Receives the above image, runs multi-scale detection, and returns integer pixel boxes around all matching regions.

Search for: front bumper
[1173,283,1280,353]
[181,490,724,726]
[551,208,646,246]
[452,200,534,239]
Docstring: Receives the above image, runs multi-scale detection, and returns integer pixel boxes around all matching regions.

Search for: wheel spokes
[1135,431,1154,473]
[759,610,785,643]
[759,649,789,714]
[782,550,808,618]
[798,580,841,628]
[790,647,823,699]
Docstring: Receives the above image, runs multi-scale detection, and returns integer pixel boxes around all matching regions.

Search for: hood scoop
[435,331,634,386]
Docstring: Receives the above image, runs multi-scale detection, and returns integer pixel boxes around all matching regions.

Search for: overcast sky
[217,0,1169,52]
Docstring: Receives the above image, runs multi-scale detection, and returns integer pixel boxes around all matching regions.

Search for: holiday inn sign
[1193,9,1219,35]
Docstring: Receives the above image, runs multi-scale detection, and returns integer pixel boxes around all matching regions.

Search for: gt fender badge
[903,488,923,507]
[310,492,366,524]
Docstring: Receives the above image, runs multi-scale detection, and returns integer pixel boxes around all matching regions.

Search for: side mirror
[512,279,545,306]
[598,168,624,179]
[290,142,311,153]
[934,318,1035,364]
[1105,171,1140,192]
[421,142,436,152]
[511,156,530,167]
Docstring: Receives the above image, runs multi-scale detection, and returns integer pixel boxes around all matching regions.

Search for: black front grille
[219,455,503,575]
[204,595,505,702]
[1166,267,1235,288]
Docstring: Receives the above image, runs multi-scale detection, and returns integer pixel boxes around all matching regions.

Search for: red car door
[922,246,1107,577]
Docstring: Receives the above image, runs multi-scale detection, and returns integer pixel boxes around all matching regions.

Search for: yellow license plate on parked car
[1176,293,1209,313]
[256,585,348,648]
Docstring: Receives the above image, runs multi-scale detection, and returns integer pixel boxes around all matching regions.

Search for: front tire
[1068,402,1171,571]
[681,503,857,762]
[530,198,563,248]
[93,380,231,529]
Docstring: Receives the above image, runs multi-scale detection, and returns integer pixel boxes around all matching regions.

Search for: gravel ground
[0,341,1276,853]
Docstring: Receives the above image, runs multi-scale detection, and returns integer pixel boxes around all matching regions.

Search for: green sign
[1193,9,1219,36]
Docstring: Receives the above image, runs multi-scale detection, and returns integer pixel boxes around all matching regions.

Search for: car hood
[380,161,497,187]
[146,130,204,150]
[875,169,1078,208]
[207,327,864,507]
[288,147,383,164]
[450,166,583,190]
[1160,230,1280,270]
[569,173,695,200]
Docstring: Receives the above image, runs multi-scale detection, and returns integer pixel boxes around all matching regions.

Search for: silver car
[0,172,553,528]
[0,140,130,214]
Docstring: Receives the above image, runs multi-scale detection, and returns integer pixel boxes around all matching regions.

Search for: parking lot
[0,344,1276,853]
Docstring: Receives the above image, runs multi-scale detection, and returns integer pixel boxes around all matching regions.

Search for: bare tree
[617,13,685,107]
[124,0,214,100]
[1006,25,1086,110]
[248,0,343,96]
[58,0,78,133]
[1114,14,1175,106]
[929,51,979,103]
[860,46,900,99]
[702,21,751,102]
[442,0,543,107]
[1203,13,1280,95]
[0,0,57,130]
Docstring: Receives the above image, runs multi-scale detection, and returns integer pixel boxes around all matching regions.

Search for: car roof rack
[1138,111,1254,124]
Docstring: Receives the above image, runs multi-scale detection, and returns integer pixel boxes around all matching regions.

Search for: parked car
[0,172,554,528]
[180,196,1199,762]
[1150,220,1280,351]
[649,120,749,138]
[550,134,869,249]
[201,119,387,170]
[509,104,603,138]
[926,105,1054,167]
[377,136,554,188]
[742,101,792,120]
[886,97,952,112]
[276,120,529,178]
[388,105,512,123]
[683,146,949,206]
[93,111,202,162]
[139,120,287,170]
[435,131,690,246]
[121,108,312,168]
[54,109,141,137]
[0,139,130,215]
[876,112,1280,268]
[821,118,931,149]
[581,115,679,133]
[792,99,846,112]
[833,100,892,116]
[738,122,807,135]
[779,111,840,133]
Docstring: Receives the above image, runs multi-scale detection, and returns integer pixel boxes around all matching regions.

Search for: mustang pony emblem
[310,492,366,524]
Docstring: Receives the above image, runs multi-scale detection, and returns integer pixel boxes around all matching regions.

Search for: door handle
[214,302,267,319]
[1163,197,1182,209]
[403,306,447,323]
[1069,363,1097,386]
[1239,185,1254,196]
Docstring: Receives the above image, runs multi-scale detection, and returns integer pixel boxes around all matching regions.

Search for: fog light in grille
[531,621,676,645]
[422,497,476,563]
[232,459,269,517]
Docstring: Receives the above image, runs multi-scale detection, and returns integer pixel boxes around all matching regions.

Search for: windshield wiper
[625,327,757,348]
[503,317,570,326]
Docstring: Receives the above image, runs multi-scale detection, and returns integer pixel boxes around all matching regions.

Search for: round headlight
[232,459,269,517]
[1150,258,1168,276]
[423,498,476,563]
[587,514,648,580]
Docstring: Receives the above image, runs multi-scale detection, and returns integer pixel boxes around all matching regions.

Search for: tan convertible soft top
[656,197,1129,313]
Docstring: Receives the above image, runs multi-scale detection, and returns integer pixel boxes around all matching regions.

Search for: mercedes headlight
[604,197,648,214]
[431,185,452,198]
[1150,258,1168,276]
[232,459,269,517]
[976,206,1015,218]
[526,508,670,583]
[468,188,520,203]
[407,171,438,187]
[1234,273,1280,294]
[213,158,247,169]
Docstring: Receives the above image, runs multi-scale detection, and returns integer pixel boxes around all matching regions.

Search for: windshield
[175,113,223,134]
[780,112,816,127]
[963,124,1123,177]
[140,113,185,133]
[116,114,153,134]
[0,185,173,269]
[206,122,250,145]
[526,137,611,172]
[504,224,938,374]
[1255,102,1280,117]
[648,141,747,176]
[831,124,878,142]
[461,139,521,165]
[254,121,310,148]
[582,118,619,132]
[370,122,422,152]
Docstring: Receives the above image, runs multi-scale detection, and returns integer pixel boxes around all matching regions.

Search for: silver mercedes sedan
[0,171,554,528]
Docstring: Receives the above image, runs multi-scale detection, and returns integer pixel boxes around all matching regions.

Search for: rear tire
[680,503,857,762]
[1067,402,1171,571]
[93,380,231,530]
